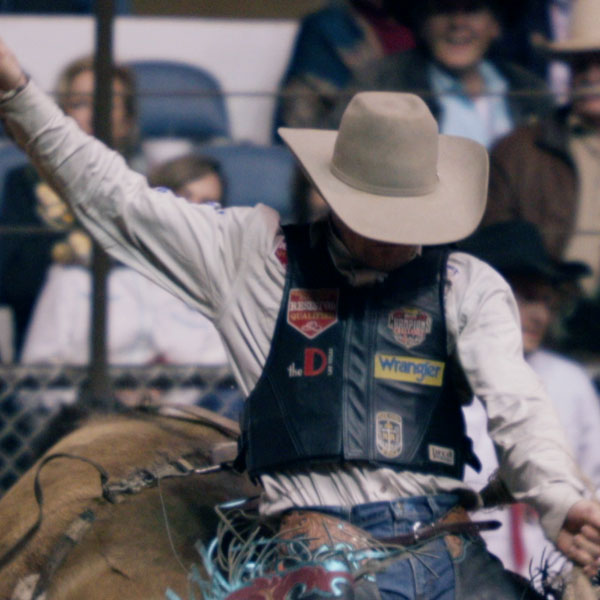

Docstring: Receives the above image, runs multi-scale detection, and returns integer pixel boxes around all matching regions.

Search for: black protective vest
[241,224,479,479]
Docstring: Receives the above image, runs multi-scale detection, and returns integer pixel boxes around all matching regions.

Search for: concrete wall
[0,15,300,145]
[130,0,326,19]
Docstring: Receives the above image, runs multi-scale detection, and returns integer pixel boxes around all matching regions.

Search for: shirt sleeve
[562,366,600,490]
[537,353,600,490]
[0,80,269,322]
[446,251,586,541]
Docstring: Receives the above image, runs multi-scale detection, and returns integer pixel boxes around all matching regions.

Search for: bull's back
[0,411,256,599]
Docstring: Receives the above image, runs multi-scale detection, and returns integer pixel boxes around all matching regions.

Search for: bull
[0,405,257,600]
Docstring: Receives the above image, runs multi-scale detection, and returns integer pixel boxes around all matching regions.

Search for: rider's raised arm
[0,39,26,96]
[0,38,268,323]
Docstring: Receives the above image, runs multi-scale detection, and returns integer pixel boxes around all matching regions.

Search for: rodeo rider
[0,37,599,599]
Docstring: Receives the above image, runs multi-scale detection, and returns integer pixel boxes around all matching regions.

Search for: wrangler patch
[387,307,432,348]
[287,288,339,339]
[428,444,455,466]
[376,412,403,458]
[374,354,445,386]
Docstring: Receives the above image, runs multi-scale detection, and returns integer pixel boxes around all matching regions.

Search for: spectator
[21,263,229,369]
[21,153,237,415]
[482,0,600,299]
[459,220,600,581]
[0,55,143,356]
[493,0,573,100]
[148,153,224,206]
[273,0,415,136]
[329,0,551,148]
[52,56,143,169]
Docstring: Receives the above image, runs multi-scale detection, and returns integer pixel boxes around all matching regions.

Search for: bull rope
[0,452,110,573]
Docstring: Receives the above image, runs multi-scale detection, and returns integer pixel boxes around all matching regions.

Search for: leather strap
[279,507,501,552]
[382,506,500,546]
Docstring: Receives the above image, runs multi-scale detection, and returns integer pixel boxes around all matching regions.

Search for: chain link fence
[0,364,242,497]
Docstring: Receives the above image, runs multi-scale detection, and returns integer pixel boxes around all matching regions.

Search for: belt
[279,506,501,552]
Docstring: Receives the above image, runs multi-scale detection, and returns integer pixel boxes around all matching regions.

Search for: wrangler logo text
[374,354,444,386]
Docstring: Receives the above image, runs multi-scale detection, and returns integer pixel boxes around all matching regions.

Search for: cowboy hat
[458,220,591,283]
[278,92,489,245]
[407,0,516,28]
[533,0,600,56]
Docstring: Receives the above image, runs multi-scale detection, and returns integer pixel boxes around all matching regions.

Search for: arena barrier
[0,364,241,496]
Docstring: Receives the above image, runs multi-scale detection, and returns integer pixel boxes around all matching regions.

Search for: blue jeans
[308,494,541,600]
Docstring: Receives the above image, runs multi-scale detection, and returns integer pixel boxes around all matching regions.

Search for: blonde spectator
[0,55,144,357]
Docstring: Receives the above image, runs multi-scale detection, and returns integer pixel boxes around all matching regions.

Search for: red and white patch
[287,288,339,339]
[387,307,432,349]
[274,238,288,267]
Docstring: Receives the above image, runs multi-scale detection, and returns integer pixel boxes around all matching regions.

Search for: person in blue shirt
[327,0,552,149]
[273,0,416,138]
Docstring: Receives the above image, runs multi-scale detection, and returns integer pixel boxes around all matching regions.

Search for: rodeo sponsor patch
[388,307,432,348]
[374,354,445,386]
[287,347,334,377]
[376,411,403,459]
[287,288,339,339]
[274,237,288,267]
[428,444,455,466]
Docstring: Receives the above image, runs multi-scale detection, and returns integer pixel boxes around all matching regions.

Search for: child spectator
[21,153,241,418]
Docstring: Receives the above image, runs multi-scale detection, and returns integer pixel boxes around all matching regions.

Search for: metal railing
[0,364,241,497]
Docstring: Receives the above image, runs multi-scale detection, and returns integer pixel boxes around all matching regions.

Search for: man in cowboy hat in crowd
[459,220,600,580]
[482,0,600,299]
[0,38,599,599]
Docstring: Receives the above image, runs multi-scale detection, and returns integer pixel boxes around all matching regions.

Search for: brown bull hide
[0,409,257,600]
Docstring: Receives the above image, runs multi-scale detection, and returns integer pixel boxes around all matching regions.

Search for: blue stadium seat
[127,60,230,143]
[197,143,296,222]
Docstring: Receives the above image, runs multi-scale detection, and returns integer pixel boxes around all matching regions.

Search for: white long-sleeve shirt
[0,81,586,541]
[464,349,600,574]
[22,263,228,367]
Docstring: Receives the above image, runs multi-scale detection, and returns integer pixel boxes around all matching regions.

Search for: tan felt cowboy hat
[279,92,489,245]
[534,0,600,55]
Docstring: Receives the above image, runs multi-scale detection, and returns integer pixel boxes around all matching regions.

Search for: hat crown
[459,220,590,282]
[541,0,600,53]
[568,0,600,44]
[330,92,439,196]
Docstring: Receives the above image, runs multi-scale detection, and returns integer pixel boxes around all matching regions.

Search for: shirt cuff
[537,484,585,542]
[0,74,30,103]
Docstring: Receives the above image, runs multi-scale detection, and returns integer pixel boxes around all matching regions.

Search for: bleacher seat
[127,59,230,143]
[197,143,296,222]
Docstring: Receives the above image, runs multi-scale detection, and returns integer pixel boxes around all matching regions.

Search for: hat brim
[495,260,591,283]
[279,127,489,245]
[533,35,600,57]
